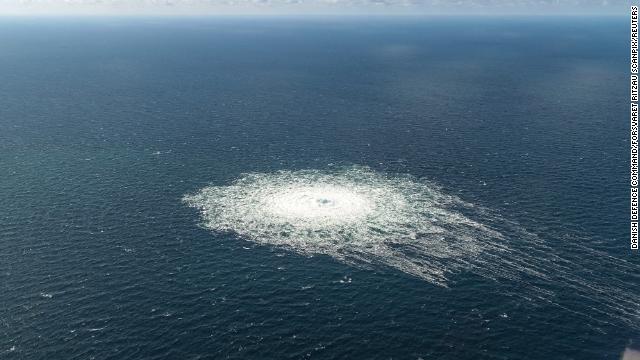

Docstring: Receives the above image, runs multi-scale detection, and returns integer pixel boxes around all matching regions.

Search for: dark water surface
[0,16,638,359]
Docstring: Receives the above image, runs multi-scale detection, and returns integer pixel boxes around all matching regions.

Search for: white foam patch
[185,166,640,328]
[184,166,501,286]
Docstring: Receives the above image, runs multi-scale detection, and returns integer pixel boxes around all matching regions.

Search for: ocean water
[0,16,637,359]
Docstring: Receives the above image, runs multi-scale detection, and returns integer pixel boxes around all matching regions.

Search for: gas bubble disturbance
[184,166,640,328]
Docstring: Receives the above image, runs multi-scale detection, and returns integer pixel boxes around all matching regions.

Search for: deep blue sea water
[0,16,638,359]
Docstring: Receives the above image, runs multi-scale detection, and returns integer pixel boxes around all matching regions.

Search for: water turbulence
[185,166,640,328]
[184,166,497,285]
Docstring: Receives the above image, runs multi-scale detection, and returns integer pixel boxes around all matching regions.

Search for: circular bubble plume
[184,166,501,285]
[185,166,640,329]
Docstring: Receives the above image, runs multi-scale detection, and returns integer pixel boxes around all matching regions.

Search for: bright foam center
[263,185,374,222]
